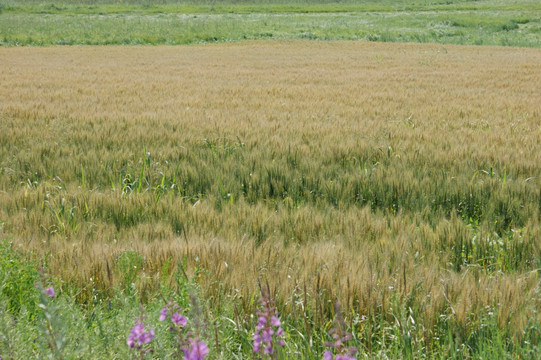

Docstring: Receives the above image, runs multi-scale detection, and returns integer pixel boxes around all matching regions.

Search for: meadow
[0,0,540,47]
[1,40,541,358]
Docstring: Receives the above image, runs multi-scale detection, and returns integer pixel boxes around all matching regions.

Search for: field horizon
[1,0,540,47]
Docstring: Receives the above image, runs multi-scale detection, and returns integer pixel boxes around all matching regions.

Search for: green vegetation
[1,240,540,359]
[0,0,539,46]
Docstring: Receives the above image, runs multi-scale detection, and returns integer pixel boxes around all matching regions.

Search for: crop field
[1,40,541,358]
[1,0,541,358]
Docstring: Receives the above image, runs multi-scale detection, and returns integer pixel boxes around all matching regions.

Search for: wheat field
[1,41,541,343]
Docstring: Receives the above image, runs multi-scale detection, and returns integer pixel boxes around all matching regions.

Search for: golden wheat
[1,41,540,335]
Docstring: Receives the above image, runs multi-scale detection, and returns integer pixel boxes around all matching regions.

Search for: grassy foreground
[0,0,540,47]
[1,41,541,358]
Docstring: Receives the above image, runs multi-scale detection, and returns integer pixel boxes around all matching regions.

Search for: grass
[1,239,540,359]
[0,0,540,47]
[0,41,541,357]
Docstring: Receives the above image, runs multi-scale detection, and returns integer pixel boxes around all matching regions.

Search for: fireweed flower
[324,351,356,360]
[159,300,208,359]
[323,302,357,360]
[182,338,209,360]
[35,273,66,358]
[253,292,285,357]
[127,322,155,349]
[159,306,168,321]
[171,312,188,326]
[159,302,188,327]
[44,286,55,298]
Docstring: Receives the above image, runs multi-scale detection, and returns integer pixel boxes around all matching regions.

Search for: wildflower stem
[44,318,63,360]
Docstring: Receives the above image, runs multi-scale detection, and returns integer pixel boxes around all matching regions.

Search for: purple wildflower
[44,286,55,298]
[159,302,188,326]
[324,350,333,360]
[127,322,154,349]
[171,312,188,326]
[335,356,356,360]
[252,289,285,358]
[323,302,358,360]
[324,350,356,360]
[253,333,262,353]
[257,316,267,330]
[159,306,168,321]
[182,338,209,360]
[160,299,209,359]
